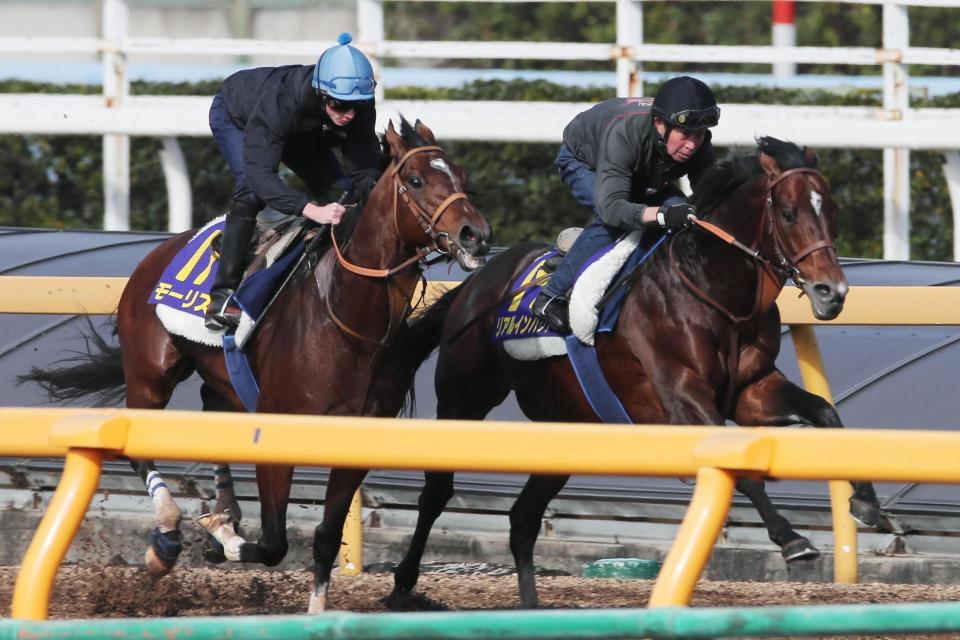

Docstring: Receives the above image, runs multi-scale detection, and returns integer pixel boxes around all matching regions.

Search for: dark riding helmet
[652,76,720,131]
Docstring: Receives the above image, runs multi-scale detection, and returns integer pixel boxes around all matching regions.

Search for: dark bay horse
[23,118,491,612]
[390,137,900,608]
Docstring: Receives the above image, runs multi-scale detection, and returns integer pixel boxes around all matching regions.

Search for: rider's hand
[657,202,697,229]
[302,201,345,225]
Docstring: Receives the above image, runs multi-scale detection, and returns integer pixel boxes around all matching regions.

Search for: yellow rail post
[11,412,129,620]
[649,432,773,607]
[790,324,858,584]
[338,489,363,575]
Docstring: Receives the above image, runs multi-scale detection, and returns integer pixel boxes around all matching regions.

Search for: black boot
[531,290,570,334]
[205,213,257,330]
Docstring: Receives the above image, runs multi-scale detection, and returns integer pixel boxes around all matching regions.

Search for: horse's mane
[690,136,816,215]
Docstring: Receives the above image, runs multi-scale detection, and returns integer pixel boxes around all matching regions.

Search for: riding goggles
[316,75,377,97]
[325,97,359,113]
[669,105,721,130]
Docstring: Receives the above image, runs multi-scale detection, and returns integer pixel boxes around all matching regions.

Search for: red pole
[772,0,796,78]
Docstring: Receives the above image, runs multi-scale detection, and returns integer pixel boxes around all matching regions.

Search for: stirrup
[205,289,240,330]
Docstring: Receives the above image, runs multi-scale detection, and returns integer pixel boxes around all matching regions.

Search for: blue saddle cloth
[149,220,225,316]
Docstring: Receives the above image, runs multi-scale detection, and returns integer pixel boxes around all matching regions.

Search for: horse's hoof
[781,537,820,562]
[144,546,174,577]
[144,528,182,576]
[195,512,231,532]
[203,537,227,565]
[849,498,906,535]
[384,589,449,612]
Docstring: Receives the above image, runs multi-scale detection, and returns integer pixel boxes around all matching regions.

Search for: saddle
[494,228,665,360]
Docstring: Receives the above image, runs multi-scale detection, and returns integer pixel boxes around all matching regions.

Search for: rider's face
[325,102,356,126]
[655,119,706,163]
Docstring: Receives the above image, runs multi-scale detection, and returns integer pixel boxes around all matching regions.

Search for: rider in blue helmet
[205,32,381,331]
[531,76,720,334]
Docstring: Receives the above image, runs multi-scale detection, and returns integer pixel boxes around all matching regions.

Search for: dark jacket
[562,97,716,230]
[219,65,381,216]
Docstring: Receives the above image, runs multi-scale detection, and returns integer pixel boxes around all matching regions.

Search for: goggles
[669,105,721,130]
[316,75,377,97]
[325,97,358,114]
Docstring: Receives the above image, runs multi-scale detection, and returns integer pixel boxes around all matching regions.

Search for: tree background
[0,2,957,260]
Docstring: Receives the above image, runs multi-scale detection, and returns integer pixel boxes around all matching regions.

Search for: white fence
[0,0,959,260]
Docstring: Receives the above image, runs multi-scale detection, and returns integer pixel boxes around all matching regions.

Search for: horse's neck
[667,179,770,321]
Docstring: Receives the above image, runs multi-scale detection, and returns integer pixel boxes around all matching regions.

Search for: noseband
[333,145,470,278]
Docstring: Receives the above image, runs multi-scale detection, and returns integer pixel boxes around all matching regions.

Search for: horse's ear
[759,151,781,179]
[385,120,407,160]
[802,146,819,168]
[414,119,437,145]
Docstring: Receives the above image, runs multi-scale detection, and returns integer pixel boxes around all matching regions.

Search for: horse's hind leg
[734,477,819,561]
[390,471,454,600]
[310,467,368,613]
[510,474,570,609]
[122,338,194,576]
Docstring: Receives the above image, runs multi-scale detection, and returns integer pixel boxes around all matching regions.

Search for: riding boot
[531,290,570,334]
[205,213,257,330]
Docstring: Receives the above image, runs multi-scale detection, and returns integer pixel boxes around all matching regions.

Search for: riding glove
[657,202,697,229]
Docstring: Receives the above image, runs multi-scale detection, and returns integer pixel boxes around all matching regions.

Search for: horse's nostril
[814,283,837,302]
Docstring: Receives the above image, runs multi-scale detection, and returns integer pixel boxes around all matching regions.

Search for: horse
[388,137,901,608]
[21,117,491,613]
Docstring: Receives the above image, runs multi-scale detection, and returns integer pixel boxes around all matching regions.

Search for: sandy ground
[2,564,959,639]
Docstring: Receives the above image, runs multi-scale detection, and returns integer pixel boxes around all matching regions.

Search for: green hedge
[1,78,957,260]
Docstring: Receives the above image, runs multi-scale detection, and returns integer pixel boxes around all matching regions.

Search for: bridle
[331,145,469,279]
[673,166,834,324]
[326,144,472,346]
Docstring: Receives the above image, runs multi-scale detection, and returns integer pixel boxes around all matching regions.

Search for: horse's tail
[18,318,126,406]
[399,277,472,417]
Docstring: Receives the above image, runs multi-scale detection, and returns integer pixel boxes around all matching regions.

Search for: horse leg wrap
[308,583,328,614]
[147,528,183,566]
[196,512,245,561]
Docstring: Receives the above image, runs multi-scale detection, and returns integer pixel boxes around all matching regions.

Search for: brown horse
[389,137,900,608]
[22,118,491,612]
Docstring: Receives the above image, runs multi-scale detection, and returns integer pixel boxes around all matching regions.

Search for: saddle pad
[151,216,226,347]
[498,232,643,361]
[151,216,306,348]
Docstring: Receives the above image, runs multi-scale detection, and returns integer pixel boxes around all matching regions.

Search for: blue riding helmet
[312,32,376,101]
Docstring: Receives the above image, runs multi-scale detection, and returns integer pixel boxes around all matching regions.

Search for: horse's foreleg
[735,371,905,537]
[309,467,368,614]
[130,460,184,576]
[509,474,569,609]
[391,471,455,597]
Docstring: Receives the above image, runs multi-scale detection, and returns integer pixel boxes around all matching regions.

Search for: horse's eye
[781,206,796,222]
[408,175,423,189]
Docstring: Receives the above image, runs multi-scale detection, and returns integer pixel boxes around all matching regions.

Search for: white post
[616,0,642,97]
[882,2,910,260]
[102,0,130,231]
[357,0,384,104]
[943,151,960,261]
[159,137,193,233]
[772,1,796,78]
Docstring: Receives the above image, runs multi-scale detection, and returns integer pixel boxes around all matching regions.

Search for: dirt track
[2,564,960,639]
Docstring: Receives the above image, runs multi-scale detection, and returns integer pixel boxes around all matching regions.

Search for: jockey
[531,75,720,334]
[205,32,381,330]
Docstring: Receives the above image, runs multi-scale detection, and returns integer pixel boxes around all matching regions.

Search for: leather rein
[326,145,470,346]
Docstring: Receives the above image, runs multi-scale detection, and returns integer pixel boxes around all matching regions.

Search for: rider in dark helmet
[531,75,720,334]
[204,32,382,331]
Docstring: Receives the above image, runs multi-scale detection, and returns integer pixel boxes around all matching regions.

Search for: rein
[327,144,471,347]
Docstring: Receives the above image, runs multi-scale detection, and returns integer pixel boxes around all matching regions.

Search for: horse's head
[757,137,847,320]
[382,118,491,270]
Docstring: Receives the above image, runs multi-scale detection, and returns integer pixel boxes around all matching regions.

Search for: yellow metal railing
[4,276,960,607]
[6,408,960,618]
